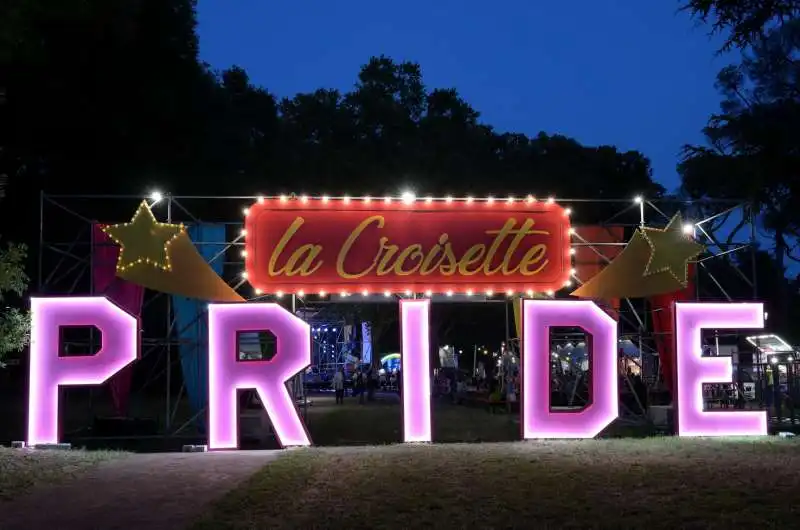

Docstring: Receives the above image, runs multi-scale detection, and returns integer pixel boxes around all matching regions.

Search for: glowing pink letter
[28,297,138,446]
[522,300,618,438]
[675,302,766,436]
[208,303,311,449]
[400,299,431,442]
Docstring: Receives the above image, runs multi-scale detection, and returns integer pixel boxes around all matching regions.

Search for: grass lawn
[0,447,125,501]
[193,437,800,529]
[303,396,521,445]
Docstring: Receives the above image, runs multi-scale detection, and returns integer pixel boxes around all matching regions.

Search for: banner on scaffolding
[361,321,373,365]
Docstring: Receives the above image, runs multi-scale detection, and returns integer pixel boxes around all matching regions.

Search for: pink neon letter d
[28,297,139,446]
[522,300,618,439]
[208,303,311,449]
[675,302,767,436]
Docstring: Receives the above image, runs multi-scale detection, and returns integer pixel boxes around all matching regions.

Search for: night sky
[196,1,731,192]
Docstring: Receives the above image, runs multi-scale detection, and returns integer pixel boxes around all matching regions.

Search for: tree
[680,18,800,332]
[0,239,29,365]
[682,0,800,50]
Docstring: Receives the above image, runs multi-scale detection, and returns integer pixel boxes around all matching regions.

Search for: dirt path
[1,450,281,530]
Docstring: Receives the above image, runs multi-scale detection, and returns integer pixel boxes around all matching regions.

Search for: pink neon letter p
[522,300,618,439]
[208,303,311,449]
[28,297,139,446]
[675,302,767,436]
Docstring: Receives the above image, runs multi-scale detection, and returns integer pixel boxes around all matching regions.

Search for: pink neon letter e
[208,303,311,449]
[28,297,138,446]
[400,299,431,443]
[522,300,618,439]
[675,302,766,436]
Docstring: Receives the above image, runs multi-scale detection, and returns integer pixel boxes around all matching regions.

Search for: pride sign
[26,298,767,448]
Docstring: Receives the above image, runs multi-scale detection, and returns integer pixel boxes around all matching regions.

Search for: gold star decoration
[102,201,185,273]
[640,212,704,286]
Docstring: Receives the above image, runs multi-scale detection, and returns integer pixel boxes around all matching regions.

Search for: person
[506,374,517,414]
[354,369,366,404]
[366,368,375,401]
[333,367,345,404]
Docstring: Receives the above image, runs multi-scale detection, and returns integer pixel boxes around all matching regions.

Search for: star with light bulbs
[641,213,704,286]
[102,200,185,273]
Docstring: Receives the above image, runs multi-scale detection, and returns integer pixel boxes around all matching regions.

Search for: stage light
[28,297,139,446]
[675,302,766,437]
[208,303,311,449]
[634,196,643,204]
[682,223,694,235]
[522,300,618,439]
[150,191,163,203]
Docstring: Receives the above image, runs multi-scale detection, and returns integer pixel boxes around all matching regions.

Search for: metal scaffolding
[37,192,761,439]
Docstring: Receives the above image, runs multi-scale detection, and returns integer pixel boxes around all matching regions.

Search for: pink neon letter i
[522,300,619,439]
[674,302,767,436]
[28,297,139,446]
[207,303,312,449]
[400,299,432,443]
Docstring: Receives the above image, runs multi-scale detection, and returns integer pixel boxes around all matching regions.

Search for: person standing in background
[333,367,345,404]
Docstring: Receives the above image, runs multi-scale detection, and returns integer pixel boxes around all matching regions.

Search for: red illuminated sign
[244,198,572,294]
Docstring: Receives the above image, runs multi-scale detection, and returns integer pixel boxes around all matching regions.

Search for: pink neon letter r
[208,303,311,449]
[522,300,619,439]
[28,297,139,446]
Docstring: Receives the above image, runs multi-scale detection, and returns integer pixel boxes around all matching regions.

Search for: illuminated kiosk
[28,192,768,449]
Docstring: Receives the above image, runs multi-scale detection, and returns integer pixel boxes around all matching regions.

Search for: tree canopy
[682,0,800,50]
[1,1,664,209]
[680,1,800,334]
